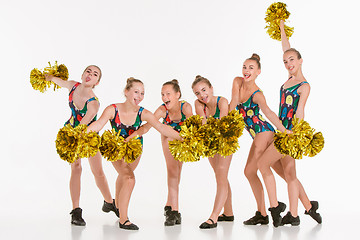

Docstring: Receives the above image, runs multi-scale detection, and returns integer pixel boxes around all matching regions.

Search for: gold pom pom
[200,117,220,158]
[78,129,101,159]
[274,117,314,159]
[265,2,294,41]
[30,61,69,92]
[99,129,127,162]
[99,129,142,163]
[304,132,325,157]
[216,110,245,157]
[169,115,205,162]
[55,124,81,164]
[123,137,143,164]
[30,68,51,93]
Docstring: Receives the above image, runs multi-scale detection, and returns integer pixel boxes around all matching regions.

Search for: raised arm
[87,105,115,133]
[294,83,310,120]
[45,74,77,90]
[141,109,182,140]
[253,91,288,133]
[280,20,291,52]
[229,77,242,111]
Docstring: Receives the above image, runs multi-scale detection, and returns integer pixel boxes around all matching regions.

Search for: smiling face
[125,82,145,106]
[81,66,101,87]
[242,59,261,82]
[161,84,181,109]
[192,81,213,104]
[283,51,303,75]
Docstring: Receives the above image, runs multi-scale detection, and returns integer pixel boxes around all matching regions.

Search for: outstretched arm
[254,91,288,133]
[141,109,182,140]
[79,100,100,126]
[218,97,229,118]
[87,105,114,133]
[229,77,242,111]
[125,106,165,141]
[280,20,291,52]
[44,74,76,90]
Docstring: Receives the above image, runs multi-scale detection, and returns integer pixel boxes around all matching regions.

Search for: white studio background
[1,0,359,239]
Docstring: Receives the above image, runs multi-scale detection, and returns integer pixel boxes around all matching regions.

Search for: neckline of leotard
[240,89,261,105]
[113,104,142,127]
[282,80,308,90]
[163,101,185,123]
[70,83,98,111]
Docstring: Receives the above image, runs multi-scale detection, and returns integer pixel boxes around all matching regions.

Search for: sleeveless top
[278,81,309,130]
[109,104,144,144]
[203,96,221,119]
[65,82,98,127]
[236,89,275,139]
[162,101,187,132]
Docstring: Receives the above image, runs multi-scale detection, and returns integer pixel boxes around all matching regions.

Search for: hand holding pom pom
[30,61,69,92]
[265,2,294,41]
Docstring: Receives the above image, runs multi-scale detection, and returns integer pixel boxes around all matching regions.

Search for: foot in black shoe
[164,206,172,216]
[164,210,181,226]
[243,211,269,225]
[281,211,300,226]
[199,219,217,229]
[218,214,234,222]
[119,220,139,230]
[268,201,286,227]
[70,207,86,226]
[305,201,322,224]
[102,199,119,218]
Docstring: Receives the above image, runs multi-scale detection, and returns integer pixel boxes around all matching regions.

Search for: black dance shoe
[164,210,182,226]
[102,199,119,217]
[268,201,286,227]
[243,211,269,225]
[281,211,300,226]
[70,207,86,226]
[119,219,139,230]
[305,201,322,224]
[218,214,234,222]
[164,206,172,216]
[199,219,217,229]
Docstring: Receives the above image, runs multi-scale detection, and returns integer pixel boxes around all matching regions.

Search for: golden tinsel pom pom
[169,115,205,162]
[274,117,315,159]
[55,124,100,163]
[264,2,294,41]
[30,61,69,92]
[200,117,220,158]
[216,110,245,157]
[99,129,142,163]
[56,124,81,163]
[304,132,325,157]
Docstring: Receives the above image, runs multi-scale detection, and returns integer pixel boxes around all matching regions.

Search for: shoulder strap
[138,107,144,122]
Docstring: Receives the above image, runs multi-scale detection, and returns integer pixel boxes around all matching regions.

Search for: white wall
[1,0,358,220]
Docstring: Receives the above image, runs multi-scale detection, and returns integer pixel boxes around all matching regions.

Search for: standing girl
[87,77,182,230]
[229,54,291,226]
[257,20,322,226]
[192,75,233,229]
[45,65,117,226]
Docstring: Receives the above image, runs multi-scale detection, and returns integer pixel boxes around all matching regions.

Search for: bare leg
[280,156,299,217]
[112,155,141,225]
[162,136,183,211]
[70,159,82,209]
[258,144,283,208]
[272,161,311,211]
[244,131,274,216]
[203,154,232,224]
[88,152,113,203]
[222,181,233,216]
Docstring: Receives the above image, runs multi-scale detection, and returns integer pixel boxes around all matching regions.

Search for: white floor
[0,206,355,240]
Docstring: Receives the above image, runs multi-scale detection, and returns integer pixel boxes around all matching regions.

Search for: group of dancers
[43,20,322,230]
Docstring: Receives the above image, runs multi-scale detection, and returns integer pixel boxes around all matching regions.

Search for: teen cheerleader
[87,77,182,230]
[229,54,291,226]
[45,66,117,226]
[191,75,233,229]
[257,20,322,226]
